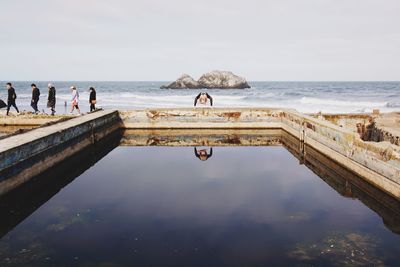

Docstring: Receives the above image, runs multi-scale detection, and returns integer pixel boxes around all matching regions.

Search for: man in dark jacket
[6,83,19,116]
[89,87,97,112]
[47,83,56,116]
[31,83,40,114]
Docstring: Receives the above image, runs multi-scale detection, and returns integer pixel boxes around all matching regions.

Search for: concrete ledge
[0,110,119,166]
[120,108,283,129]
[282,130,400,234]
[281,110,400,184]
[0,110,121,195]
[0,113,68,126]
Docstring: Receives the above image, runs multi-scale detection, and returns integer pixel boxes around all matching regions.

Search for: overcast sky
[1,0,399,81]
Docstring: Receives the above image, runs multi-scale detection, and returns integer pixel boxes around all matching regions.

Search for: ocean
[1,81,400,114]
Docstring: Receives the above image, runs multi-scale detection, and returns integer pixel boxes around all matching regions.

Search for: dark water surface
[1,142,400,266]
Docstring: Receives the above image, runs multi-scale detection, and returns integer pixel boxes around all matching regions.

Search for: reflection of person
[194,147,213,161]
[194,92,213,106]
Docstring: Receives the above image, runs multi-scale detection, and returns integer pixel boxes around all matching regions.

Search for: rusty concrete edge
[0,110,118,152]
[0,123,121,196]
[0,110,120,171]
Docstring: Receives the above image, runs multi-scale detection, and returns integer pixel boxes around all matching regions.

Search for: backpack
[0,99,6,109]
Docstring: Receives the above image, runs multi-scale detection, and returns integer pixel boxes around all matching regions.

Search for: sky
[0,0,399,81]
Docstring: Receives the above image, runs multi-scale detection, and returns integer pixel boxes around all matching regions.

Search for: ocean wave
[386,102,400,108]
[299,97,387,107]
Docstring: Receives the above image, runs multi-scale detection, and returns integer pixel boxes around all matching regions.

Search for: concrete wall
[120,108,283,129]
[282,130,400,234]
[0,115,66,126]
[315,113,400,145]
[281,110,399,194]
[0,110,121,195]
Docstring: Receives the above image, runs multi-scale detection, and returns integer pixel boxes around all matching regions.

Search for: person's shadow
[194,147,213,161]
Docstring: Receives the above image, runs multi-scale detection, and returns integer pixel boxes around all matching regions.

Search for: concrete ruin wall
[119,108,283,129]
[0,110,121,195]
[281,110,400,198]
[120,108,400,198]
[316,113,400,145]
[0,108,398,199]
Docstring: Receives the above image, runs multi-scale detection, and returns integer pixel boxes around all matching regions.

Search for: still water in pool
[0,145,399,266]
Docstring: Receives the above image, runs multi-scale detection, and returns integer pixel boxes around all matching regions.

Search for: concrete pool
[0,129,399,266]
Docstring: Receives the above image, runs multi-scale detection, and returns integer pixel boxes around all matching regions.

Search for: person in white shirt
[70,86,81,114]
[194,92,213,106]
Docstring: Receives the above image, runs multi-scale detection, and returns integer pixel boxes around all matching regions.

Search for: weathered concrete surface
[0,110,121,195]
[0,112,72,139]
[120,108,282,129]
[0,111,69,126]
[315,112,400,145]
[0,126,36,141]
[373,113,400,145]
[281,110,400,198]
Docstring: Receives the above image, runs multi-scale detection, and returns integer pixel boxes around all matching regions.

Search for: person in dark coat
[6,83,19,116]
[89,87,97,112]
[47,83,56,116]
[31,83,40,114]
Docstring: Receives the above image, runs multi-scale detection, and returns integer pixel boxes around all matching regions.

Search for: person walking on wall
[47,83,56,116]
[31,83,40,114]
[89,87,97,112]
[70,86,81,114]
[6,83,19,116]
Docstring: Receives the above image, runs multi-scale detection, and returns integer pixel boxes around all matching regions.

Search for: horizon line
[1,80,400,83]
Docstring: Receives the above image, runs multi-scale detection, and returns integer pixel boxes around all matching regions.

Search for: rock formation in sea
[161,74,200,89]
[161,71,251,89]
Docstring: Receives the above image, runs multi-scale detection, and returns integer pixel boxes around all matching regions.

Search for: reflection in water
[194,147,213,161]
[281,130,400,235]
[0,129,122,240]
[0,130,399,266]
